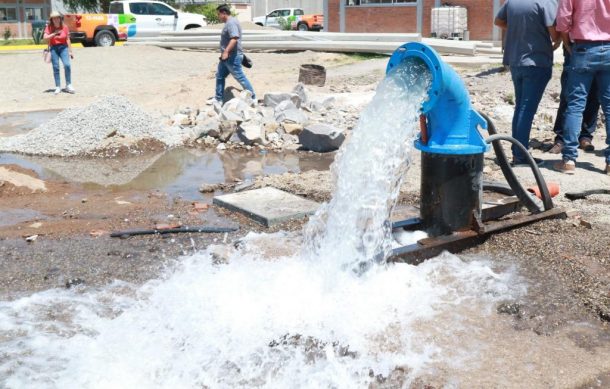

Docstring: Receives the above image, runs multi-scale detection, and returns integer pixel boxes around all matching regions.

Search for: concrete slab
[213,187,319,227]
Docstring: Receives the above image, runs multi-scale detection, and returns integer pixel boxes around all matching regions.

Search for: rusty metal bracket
[389,206,568,265]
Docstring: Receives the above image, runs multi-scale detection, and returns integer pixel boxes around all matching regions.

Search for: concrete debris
[292,83,309,104]
[237,121,266,145]
[263,93,301,109]
[277,109,308,124]
[274,99,298,115]
[282,123,303,135]
[299,123,345,152]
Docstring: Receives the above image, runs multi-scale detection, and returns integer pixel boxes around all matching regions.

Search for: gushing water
[303,59,431,271]
[0,60,526,388]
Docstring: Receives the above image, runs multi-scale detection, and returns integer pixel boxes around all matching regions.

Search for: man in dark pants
[548,47,600,154]
[494,0,560,166]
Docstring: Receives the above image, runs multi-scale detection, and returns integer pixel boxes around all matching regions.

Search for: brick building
[324,0,505,41]
[1,0,52,38]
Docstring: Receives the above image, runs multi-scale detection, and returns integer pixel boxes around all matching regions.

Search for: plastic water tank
[431,6,467,40]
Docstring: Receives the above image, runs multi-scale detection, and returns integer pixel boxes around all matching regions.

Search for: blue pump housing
[386,42,489,155]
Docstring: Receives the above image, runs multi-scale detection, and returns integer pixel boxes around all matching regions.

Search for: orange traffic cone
[527,182,560,199]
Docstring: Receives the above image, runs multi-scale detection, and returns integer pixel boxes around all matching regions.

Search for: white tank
[431,6,468,40]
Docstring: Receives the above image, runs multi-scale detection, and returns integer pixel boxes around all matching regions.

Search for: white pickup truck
[108,0,206,37]
[252,8,304,29]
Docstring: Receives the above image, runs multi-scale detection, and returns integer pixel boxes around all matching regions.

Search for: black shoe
[511,157,544,167]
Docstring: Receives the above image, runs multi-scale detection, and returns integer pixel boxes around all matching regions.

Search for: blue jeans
[553,48,599,144]
[510,66,552,162]
[50,44,71,87]
[215,53,255,102]
[562,42,610,164]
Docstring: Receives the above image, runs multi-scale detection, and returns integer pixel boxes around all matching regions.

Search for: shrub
[277,17,292,31]
[3,27,12,41]
[184,3,236,24]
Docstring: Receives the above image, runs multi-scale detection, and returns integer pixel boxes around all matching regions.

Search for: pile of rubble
[169,84,359,153]
[0,96,194,157]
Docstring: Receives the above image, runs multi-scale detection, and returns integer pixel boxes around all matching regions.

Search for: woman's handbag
[242,54,253,69]
[43,46,51,63]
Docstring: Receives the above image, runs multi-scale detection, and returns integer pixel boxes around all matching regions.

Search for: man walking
[548,47,599,154]
[554,0,610,175]
[494,0,559,166]
[214,4,255,103]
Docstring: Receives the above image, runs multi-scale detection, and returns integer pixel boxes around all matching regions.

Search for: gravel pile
[0,96,191,157]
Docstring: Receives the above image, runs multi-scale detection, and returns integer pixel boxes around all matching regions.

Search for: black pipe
[483,181,515,196]
[110,225,239,238]
[479,112,553,213]
[566,189,610,201]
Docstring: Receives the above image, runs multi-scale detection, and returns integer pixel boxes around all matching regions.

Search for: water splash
[303,58,431,271]
[0,238,523,388]
[0,59,528,388]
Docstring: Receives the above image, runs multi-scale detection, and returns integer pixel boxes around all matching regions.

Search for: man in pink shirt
[553,0,610,175]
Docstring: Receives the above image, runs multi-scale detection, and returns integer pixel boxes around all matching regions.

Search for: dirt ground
[0,45,362,115]
[1,46,609,386]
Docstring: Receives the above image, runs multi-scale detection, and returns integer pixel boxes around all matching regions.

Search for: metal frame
[389,196,567,265]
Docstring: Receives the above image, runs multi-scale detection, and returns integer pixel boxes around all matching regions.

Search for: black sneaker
[511,157,544,167]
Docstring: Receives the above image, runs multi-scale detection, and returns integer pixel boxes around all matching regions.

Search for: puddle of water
[0,208,47,227]
[0,111,59,138]
[0,149,335,200]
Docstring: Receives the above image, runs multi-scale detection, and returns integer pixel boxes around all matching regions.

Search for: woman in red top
[43,11,74,95]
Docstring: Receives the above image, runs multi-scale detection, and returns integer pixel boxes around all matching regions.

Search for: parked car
[252,8,303,29]
[109,1,206,37]
[292,14,324,31]
[64,13,137,47]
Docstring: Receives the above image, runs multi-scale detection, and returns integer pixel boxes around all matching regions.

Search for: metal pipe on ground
[127,40,475,56]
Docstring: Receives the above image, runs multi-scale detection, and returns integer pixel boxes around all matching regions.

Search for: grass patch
[343,52,389,61]
[2,39,37,46]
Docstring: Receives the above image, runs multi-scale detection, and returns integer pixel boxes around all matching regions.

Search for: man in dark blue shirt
[495,0,560,166]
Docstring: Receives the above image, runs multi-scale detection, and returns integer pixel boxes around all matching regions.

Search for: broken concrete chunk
[210,121,238,142]
[263,93,301,109]
[219,109,243,123]
[277,109,308,124]
[299,123,345,152]
[292,83,309,104]
[283,123,304,135]
[238,121,265,145]
[172,113,191,126]
[274,100,298,115]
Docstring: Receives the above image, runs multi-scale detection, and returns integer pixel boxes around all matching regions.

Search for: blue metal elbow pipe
[386,42,489,155]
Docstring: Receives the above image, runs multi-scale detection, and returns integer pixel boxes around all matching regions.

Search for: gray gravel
[0,96,192,157]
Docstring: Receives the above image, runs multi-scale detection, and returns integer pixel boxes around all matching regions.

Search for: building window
[25,8,44,21]
[346,0,416,5]
[0,7,18,21]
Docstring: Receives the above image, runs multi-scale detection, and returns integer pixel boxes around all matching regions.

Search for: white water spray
[0,59,527,388]
[303,59,431,271]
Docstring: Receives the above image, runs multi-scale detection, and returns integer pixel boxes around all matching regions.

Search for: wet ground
[1,100,610,387]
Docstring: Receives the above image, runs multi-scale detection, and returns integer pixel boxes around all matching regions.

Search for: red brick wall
[438,0,496,40]
[344,6,417,33]
[328,0,340,32]
[328,0,504,40]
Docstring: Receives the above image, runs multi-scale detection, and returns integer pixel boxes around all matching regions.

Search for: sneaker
[579,138,595,152]
[547,142,563,154]
[511,157,544,167]
[53,87,61,95]
[553,160,576,174]
[65,84,75,94]
[206,97,219,105]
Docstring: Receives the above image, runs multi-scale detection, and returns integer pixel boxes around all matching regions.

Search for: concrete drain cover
[213,187,320,227]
